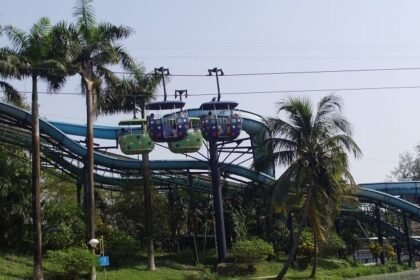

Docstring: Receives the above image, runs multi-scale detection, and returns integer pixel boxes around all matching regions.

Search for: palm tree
[260,95,361,279]
[51,1,134,277]
[101,65,161,270]
[0,18,67,280]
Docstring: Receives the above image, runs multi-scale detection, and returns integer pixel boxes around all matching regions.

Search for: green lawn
[0,251,411,280]
[0,253,33,280]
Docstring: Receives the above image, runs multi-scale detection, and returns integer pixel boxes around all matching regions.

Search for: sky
[2,0,420,183]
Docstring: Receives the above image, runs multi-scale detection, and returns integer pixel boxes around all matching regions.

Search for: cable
[12,66,420,77]
[4,84,420,98]
[221,67,420,77]
[192,85,420,96]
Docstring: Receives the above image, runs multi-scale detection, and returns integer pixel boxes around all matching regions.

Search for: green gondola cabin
[118,119,155,155]
[169,117,203,153]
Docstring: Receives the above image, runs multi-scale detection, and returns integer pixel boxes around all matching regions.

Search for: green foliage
[0,252,411,280]
[368,242,382,259]
[385,244,396,259]
[104,229,139,266]
[295,228,316,270]
[297,228,314,258]
[390,145,420,180]
[320,231,346,257]
[269,218,290,256]
[0,149,32,252]
[261,95,361,277]
[232,238,274,269]
[224,196,249,242]
[103,187,171,249]
[42,204,85,250]
[337,218,362,258]
[45,247,97,280]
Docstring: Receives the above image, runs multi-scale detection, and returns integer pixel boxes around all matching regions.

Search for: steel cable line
[10,66,420,77]
[4,84,420,97]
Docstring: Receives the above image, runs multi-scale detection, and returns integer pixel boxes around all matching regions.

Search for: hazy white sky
[2,0,420,183]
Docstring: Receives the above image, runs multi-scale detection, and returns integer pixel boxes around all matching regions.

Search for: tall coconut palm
[101,65,161,270]
[51,1,134,277]
[0,18,67,280]
[53,0,134,233]
[260,95,361,279]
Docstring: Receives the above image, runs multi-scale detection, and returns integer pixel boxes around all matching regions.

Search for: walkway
[355,269,420,280]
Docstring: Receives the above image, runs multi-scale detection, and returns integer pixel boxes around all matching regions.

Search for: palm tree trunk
[140,106,155,270]
[276,185,314,280]
[203,219,208,253]
[142,152,155,270]
[310,232,318,278]
[84,76,96,280]
[188,174,200,265]
[287,211,295,254]
[169,189,176,251]
[32,74,43,280]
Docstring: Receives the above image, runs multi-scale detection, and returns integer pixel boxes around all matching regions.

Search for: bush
[320,231,346,257]
[46,247,97,280]
[43,204,85,250]
[385,244,396,260]
[232,238,273,269]
[106,229,139,266]
[296,228,314,269]
[368,242,382,261]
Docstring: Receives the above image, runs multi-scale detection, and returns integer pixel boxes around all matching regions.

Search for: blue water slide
[357,188,420,219]
[360,182,420,197]
[0,102,274,184]
[341,209,420,247]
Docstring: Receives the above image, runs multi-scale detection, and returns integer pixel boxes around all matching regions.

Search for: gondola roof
[118,119,147,126]
[146,101,185,110]
[199,101,238,110]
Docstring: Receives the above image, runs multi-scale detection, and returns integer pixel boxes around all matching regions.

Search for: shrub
[106,229,139,266]
[385,244,396,260]
[46,247,97,280]
[368,242,382,262]
[296,228,315,269]
[43,204,85,250]
[297,228,315,258]
[232,238,274,269]
[320,231,346,257]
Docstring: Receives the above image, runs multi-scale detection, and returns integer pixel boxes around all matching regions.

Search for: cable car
[146,101,189,142]
[118,119,155,154]
[200,101,243,141]
[169,117,203,153]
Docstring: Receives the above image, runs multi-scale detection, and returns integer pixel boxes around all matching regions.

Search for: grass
[0,251,412,280]
[0,253,33,280]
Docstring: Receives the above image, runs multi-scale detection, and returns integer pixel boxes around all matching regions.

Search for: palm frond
[50,21,81,69]
[95,64,119,87]
[0,80,24,107]
[97,23,133,42]
[113,46,135,71]
[99,65,160,116]
[0,50,21,78]
[3,25,28,51]
[29,17,51,39]
[73,0,96,29]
